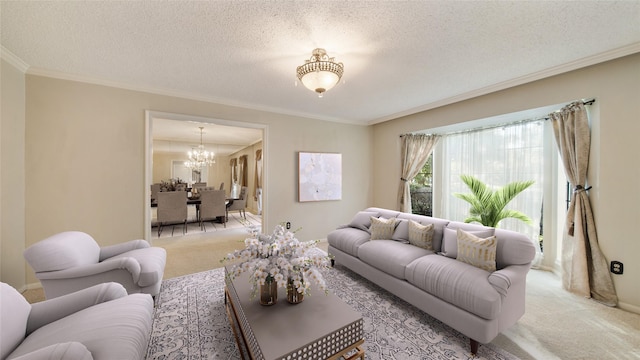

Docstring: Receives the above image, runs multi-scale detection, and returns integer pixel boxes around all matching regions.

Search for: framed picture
[298,152,342,202]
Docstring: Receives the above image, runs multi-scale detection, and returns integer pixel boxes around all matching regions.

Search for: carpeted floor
[146,265,518,360]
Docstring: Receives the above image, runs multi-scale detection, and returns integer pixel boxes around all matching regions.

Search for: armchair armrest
[26,283,127,335]
[35,257,142,283]
[99,239,150,261]
[11,342,92,360]
[488,264,531,297]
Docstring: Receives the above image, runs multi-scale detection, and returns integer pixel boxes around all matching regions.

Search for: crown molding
[24,67,358,125]
[369,42,640,125]
[0,46,29,73]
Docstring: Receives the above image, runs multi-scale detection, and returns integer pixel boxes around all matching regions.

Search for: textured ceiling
[2,1,640,126]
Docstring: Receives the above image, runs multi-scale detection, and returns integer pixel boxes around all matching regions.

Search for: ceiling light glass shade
[296,48,343,98]
[184,127,215,170]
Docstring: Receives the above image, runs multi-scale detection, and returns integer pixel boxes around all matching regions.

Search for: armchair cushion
[107,247,166,287]
[99,240,149,261]
[1,283,32,359]
[10,342,92,360]
[26,283,127,334]
[24,232,100,273]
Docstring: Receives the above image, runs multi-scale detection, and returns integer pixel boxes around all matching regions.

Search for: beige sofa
[327,207,535,354]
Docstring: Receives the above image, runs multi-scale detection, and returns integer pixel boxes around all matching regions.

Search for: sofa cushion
[408,220,434,250]
[456,229,497,272]
[347,211,380,233]
[370,217,398,240]
[358,240,432,279]
[327,228,371,257]
[440,225,494,259]
[405,255,502,319]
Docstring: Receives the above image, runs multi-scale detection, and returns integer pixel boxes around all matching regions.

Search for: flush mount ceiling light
[296,48,344,98]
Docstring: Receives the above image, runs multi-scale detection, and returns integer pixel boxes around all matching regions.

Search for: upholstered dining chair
[226,186,247,220]
[1,281,153,360]
[156,190,188,236]
[198,189,226,230]
[23,231,166,299]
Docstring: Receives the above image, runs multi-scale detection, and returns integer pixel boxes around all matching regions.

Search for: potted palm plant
[453,174,534,228]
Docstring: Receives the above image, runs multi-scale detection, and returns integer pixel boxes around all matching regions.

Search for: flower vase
[287,278,304,304]
[259,280,277,306]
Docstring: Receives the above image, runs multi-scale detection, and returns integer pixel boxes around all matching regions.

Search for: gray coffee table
[224,266,364,360]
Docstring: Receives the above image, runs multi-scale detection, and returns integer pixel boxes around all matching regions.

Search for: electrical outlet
[286,222,291,230]
[610,261,623,275]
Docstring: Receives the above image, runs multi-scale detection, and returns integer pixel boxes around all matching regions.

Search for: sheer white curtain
[441,121,544,265]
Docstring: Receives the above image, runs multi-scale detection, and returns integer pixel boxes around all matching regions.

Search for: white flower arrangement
[221,224,332,298]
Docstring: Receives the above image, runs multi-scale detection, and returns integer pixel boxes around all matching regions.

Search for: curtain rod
[400,99,596,138]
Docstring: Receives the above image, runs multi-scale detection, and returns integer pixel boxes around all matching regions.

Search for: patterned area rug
[146,265,520,360]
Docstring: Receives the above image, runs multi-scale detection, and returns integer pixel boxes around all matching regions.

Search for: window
[410,153,433,216]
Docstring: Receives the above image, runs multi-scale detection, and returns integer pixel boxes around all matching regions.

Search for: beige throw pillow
[456,228,498,272]
[408,220,434,250]
[370,217,397,240]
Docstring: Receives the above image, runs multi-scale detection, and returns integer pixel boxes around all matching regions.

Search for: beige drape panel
[550,102,617,306]
[239,155,248,187]
[254,149,262,200]
[230,158,237,186]
[397,134,440,213]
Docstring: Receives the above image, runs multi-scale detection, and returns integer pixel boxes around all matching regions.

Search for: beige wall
[372,53,640,312]
[21,75,371,287]
[1,59,26,289]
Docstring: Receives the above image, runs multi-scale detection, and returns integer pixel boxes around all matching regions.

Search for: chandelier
[184,127,215,170]
[296,48,344,98]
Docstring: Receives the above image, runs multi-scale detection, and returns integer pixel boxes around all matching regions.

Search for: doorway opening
[144,110,267,242]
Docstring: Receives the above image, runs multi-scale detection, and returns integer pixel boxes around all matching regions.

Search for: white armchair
[0,282,153,360]
[23,231,166,299]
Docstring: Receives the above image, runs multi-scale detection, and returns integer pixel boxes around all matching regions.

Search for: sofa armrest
[99,240,150,261]
[488,264,531,297]
[35,257,142,282]
[26,283,127,335]
[10,342,93,360]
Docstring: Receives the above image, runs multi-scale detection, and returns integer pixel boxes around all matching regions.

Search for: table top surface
[225,266,363,360]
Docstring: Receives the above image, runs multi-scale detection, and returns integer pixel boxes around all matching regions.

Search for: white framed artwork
[298,152,342,202]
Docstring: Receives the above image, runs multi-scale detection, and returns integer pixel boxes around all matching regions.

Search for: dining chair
[226,186,247,220]
[156,191,188,236]
[150,183,161,203]
[219,182,224,190]
[198,189,226,230]
[192,182,207,193]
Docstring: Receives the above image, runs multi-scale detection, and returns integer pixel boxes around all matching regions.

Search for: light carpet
[146,265,519,360]
[151,211,262,239]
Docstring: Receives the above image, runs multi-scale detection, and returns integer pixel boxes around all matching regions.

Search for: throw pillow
[456,229,498,272]
[440,227,495,259]
[408,220,434,250]
[347,211,380,232]
[370,217,398,240]
[391,219,410,243]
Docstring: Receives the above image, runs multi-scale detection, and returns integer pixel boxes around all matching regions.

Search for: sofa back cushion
[392,212,449,251]
[1,282,31,359]
[24,231,101,273]
[440,223,495,259]
[494,229,536,268]
[346,211,380,233]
